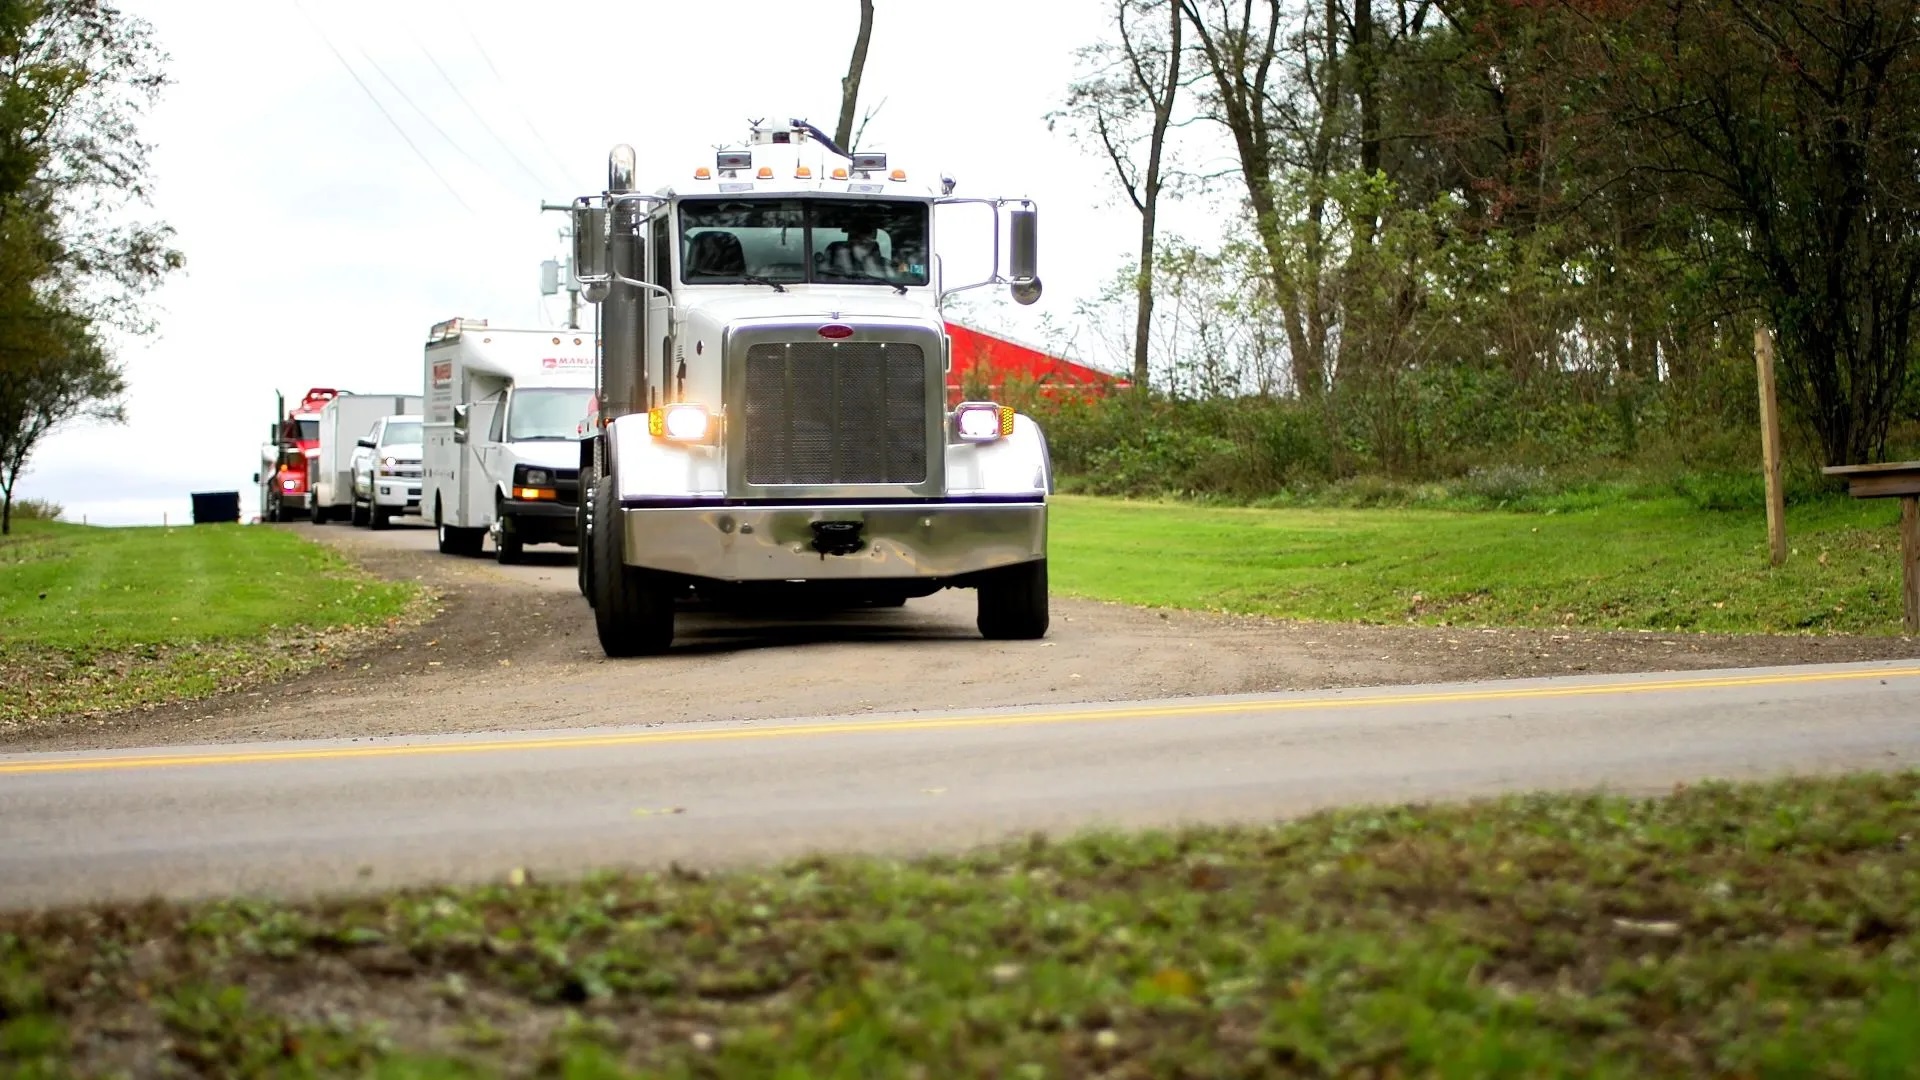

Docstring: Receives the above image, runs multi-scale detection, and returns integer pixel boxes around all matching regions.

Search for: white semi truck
[309,392,422,524]
[567,117,1052,656]
[421,321,597,563]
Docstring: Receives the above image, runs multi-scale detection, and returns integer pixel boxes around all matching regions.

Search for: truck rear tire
[309,498,325,525]
[434,502,483,556]
[977,559,1049,640]
[371,505,391,531]
[590,477,673,656]
[351,500,369,527]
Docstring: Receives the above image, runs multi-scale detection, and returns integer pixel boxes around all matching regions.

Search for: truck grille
[742,341,927,486]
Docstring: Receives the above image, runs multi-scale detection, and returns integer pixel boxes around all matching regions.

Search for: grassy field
[2,770,1915,1076]
[0,520,422,729]
[1049,492,1913,635]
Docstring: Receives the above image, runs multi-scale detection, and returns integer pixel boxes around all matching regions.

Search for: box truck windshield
[508,388,593,441]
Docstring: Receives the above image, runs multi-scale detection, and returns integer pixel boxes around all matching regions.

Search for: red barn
[943,320,1130,407]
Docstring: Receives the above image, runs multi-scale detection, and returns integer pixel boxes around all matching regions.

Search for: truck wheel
[434,502,483,556]
[590,477,673,656]
[977,559,1049,640]
[495,512,525,565]
[310,498,327,525]
[351,500,369,527]
[371,505,391,531]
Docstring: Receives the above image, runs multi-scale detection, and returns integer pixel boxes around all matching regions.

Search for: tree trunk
[1132,0,1182,392]
[835,0,877,149]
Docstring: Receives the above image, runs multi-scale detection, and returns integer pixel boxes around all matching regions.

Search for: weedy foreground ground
[3,771,1916,1077]
[1049,493,1914,636]
[0,520,422,728]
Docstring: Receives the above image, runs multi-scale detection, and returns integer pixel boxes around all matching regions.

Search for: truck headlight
[953,402,1014,442]
[524,468,550,485]
[648,403,714,443]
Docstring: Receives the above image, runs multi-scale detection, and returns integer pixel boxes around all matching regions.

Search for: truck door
[464,393,504,529]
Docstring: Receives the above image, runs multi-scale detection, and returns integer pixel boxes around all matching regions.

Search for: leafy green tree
[0,0,177,532]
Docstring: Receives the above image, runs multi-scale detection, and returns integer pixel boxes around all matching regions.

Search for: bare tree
[1058,1,1185,392]
[835,0,876,148]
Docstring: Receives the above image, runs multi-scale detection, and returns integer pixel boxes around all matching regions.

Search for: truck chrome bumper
[617,501,1046,581]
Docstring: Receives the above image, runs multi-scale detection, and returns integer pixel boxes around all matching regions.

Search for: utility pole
[540,201,582,329]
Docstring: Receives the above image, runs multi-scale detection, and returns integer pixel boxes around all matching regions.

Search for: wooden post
[1904,495,1919,635]
[1824,462,1920,636]
[1755,326,1788,566]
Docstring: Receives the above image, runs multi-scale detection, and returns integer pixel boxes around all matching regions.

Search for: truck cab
[569,118,1050,656]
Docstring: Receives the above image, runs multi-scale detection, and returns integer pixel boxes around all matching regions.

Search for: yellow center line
[5,665,1918,777]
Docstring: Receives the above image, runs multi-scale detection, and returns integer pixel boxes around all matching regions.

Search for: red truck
[255,387,340,522]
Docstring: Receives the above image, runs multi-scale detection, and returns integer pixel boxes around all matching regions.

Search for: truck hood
[375,442,422,462]
[503,440,581,470]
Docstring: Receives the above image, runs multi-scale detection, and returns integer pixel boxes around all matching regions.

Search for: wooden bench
[1821,461,1920,634]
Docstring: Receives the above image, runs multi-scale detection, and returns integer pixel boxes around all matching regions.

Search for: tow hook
[809,520,866,558]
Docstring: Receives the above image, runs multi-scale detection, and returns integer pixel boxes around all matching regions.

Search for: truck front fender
[607,413,727,501]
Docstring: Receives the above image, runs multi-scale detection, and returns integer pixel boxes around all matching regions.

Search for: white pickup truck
[350,414,424,529]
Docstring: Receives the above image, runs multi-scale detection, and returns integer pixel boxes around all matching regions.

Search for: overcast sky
[19,0,1222,525]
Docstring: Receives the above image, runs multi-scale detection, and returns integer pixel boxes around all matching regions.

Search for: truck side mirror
[452,404,469,444]
[573,207,608,289]
[1009,207,1038,282]
[357,437,375,449]
[252,472,260,484]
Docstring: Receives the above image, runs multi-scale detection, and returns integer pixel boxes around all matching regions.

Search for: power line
[351,41,493,183]
[287,0,477,216]
[463,26,576,184]
[411,34,561,195]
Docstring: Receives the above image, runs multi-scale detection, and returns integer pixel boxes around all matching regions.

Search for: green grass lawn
[4,771,1916,1077]
[0,520,422,728]
[1049,493,1913,635]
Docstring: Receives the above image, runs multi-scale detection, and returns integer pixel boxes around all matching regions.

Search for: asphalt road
[4,659,1917,910]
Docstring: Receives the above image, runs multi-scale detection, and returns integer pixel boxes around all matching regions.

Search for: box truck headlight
[524,469,550,486]
[953,402,1014,442]
[648,403,714,443]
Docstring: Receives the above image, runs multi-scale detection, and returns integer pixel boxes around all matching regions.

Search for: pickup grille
[742,341,927,486]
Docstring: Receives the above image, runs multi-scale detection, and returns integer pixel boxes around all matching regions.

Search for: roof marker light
[795,164,812,178]
[889,168,907,182]
[694,166,711,179]
[756,166,774,179]
[831,167,848,180]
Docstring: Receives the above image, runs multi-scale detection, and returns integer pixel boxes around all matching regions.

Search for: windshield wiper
[742,274,788,293]
[825,270,907,294]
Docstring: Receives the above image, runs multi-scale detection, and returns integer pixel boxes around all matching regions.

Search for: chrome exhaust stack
[599,144,648,422]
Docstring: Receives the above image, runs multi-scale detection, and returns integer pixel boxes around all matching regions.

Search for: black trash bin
[190,490,240,524]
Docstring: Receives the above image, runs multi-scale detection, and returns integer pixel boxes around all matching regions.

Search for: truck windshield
[380,422,422,446]
[507,388,593,441]
[679,198,929,287]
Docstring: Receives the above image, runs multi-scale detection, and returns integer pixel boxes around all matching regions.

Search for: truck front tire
[590,477,673,656]
[977,559,1050,640]
[494,504,525,565]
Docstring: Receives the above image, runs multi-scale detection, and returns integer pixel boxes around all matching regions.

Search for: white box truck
[422,319,597,562]
[310,392,422,524]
